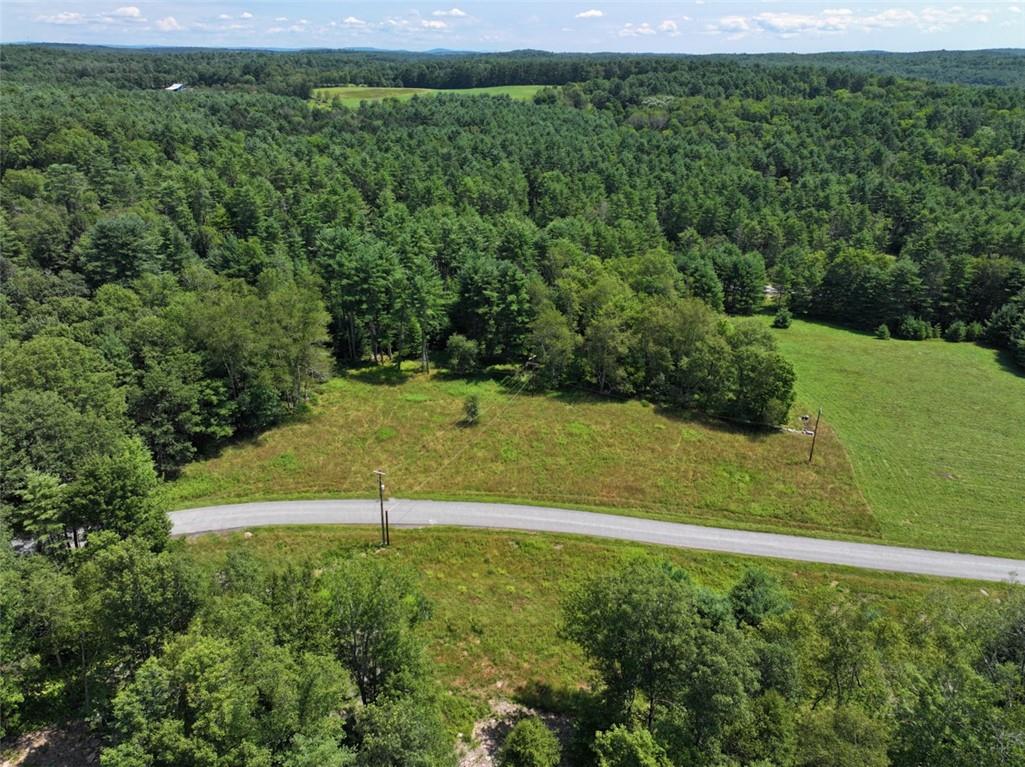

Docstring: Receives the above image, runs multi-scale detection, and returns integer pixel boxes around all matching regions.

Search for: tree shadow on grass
[653,404,779,444]
[992,347,1025,379]
[343,363,412,386]
[434,365,522,385]
[515,680,592,716]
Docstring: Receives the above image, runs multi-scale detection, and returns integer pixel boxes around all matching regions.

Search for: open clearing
[165,368,875,541]
[166,317,1025,558]
[184,526,1001,732]
[770,319,1025,558]
[311,84,543,106]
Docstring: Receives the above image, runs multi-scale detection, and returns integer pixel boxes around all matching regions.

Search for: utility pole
[373,469,387,546]
[807,408,822,464]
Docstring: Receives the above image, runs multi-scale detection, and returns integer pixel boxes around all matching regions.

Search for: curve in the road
[170,499,1025,583]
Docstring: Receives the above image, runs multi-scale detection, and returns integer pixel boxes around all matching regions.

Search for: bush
[772,308,792,329]
[446,334,480,374]
[594,725,671,767]
[875,324,891,340]
[463,395,480,426]
[943,321,967,342]
[897,316,931,341]
[499,717,560,767]
[965,321,984,341]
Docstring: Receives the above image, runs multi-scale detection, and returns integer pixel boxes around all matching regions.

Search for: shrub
[943,321,966,342]
[594,725,671,767]
[446,333,480,374]
[875,324,891,340]
[499,717,560,767]
[772,308,792,329]
[463,395,480,426]
[897,316,930,341]
[965,321,984,341]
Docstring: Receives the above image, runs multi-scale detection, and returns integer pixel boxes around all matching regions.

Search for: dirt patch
[1,723,100,767]
[459,699,573,767]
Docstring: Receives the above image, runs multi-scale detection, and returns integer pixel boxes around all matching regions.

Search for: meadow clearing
[165,366,875,541]
[770,319,1025,558]
[168,318,1025,558]
[311,84,543,106]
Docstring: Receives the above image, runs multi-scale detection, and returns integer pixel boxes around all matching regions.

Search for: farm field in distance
[184,525,999,734]
[164,364,876,541]
[770,318,1025,558]
[311,84,544,106]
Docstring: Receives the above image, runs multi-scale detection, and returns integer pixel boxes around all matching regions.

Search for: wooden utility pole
[374,469,388,546]
[808,408,822,464]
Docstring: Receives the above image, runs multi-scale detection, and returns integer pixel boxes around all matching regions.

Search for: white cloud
[422,19,448,28]
[658,19,685,35]
[619,21,657,36]
[342,16,367,27]
[576,9,604,18]
[1008,5,1022,12]
[433,8,467,16]
[275,16,288,21]
[707,6,993,37]
[38,7,150,26]
[240,11,253,19]
[710,15,753,34]
[36,11,87,24]
[155,16,184,31]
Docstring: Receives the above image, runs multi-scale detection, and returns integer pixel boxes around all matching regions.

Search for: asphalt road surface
[170,499,1025,583]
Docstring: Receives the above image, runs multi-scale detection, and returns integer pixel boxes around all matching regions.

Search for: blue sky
[2,1,1022,52]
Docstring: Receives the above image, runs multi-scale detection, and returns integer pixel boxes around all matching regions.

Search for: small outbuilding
[164,83,185,92]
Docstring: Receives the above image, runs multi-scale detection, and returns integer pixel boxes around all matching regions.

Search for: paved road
[170,499,1025,583]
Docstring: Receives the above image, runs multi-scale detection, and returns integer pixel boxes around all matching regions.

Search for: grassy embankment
[769,318,1025,558]
[185,525,1004,732]
[165,366,875,541]
[311,84,543,107]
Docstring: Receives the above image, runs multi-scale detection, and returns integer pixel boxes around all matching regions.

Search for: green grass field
[184,526,999,731]
[311,84,543,107]
[166,319,1024,558]
[165,367,875,539]
[770,319,1025,558]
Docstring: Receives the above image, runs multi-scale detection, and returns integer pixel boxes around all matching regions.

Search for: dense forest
[2,45,1025,765]
[751,49,1025,87]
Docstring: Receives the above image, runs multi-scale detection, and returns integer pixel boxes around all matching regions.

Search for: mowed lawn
[166,368,876,540]
[185,526,999,729]
[311,84,543,107]
[770,319,1025,558]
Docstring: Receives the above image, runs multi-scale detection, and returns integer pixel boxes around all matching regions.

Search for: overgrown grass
[165,366,875,540]
[769,318,1025,558]
[311,84,543,107]
[184,526,1002,732]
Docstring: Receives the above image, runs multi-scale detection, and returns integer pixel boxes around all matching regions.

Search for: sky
[1,1,1022,53]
